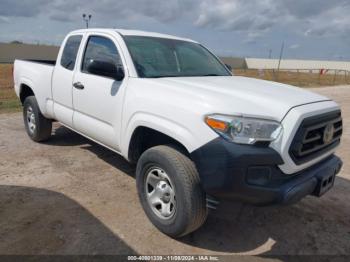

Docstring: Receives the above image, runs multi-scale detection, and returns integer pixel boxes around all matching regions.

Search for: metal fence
[234,69,350,87]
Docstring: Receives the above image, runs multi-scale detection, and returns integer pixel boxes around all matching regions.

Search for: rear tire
[136,145,208,237]
[23,96,52,142]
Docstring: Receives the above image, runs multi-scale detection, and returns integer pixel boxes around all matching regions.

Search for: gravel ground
[0,85,349,257]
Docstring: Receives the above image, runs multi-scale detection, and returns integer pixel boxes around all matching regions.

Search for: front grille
[289,110,342,165]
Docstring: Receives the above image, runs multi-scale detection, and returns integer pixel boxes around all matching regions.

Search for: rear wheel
[136,145,208,237]
[23,96,52,142]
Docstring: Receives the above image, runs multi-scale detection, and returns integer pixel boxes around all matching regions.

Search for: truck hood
[148,76,330,121]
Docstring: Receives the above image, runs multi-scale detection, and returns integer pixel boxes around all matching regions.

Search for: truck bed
[14,59,56,117]
[18,59,56,66]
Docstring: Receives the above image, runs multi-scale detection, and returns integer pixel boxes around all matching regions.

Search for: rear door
[72,33,127,151]
[52,34,83,127]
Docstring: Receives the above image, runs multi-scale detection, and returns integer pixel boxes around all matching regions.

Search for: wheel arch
[127,125,191,164]
[19,82,35,104]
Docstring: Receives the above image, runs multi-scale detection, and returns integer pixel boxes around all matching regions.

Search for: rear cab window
[60,35,83,70]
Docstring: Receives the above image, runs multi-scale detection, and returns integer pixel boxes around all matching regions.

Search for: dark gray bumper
[191,138,342,205]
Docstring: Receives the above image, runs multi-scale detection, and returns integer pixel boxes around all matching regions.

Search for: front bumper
[191,138,342,205]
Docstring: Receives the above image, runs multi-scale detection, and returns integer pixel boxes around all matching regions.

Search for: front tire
[23,96,52,142]
[136,145,208,237]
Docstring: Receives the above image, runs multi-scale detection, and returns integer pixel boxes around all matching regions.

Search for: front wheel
[23,96,52,142]
[136,145,208,237]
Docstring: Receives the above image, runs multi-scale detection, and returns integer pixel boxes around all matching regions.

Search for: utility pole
[276,41,285,81]
[82,14,92,28]
[268,49,272,59]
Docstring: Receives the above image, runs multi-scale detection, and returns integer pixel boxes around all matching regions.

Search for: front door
[72,34,127,151]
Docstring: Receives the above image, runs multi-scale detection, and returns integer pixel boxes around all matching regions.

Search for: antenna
[82,13,92,28]
[276,41,285,80]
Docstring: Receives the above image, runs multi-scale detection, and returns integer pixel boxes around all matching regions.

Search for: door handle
[73,82,84,90]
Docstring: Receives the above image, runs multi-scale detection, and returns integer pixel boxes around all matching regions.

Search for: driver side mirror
[86,60,125,81]
[115,66,125,81]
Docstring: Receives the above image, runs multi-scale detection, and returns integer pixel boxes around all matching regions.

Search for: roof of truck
[69,28,197,43]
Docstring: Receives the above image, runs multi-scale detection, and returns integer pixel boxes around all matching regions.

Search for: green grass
[0,64,21,113]
[0,88,22,114]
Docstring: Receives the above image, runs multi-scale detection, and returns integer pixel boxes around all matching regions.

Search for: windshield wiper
[200,74,222,76]
[145,74,225,78]
[146,75,183,78]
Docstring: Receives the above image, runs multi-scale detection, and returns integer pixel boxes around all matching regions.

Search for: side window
[82,36,121,73]
[60,35,82,70]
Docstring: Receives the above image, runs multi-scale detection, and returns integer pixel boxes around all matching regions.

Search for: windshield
[124,36,231,78]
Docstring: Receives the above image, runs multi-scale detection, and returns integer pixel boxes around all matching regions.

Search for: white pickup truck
[14,28,343,237]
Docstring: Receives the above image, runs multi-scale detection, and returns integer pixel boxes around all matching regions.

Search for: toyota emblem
[323,123,334,144]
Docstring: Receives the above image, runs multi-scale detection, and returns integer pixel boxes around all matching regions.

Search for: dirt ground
[0,85,349,258]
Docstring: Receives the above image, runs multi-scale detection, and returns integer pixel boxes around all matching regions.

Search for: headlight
[205,114,282,145]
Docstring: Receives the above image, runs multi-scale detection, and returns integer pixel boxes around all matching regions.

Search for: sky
[0,0,349,60]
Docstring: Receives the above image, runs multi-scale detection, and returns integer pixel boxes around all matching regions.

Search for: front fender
[121,112,217,159]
